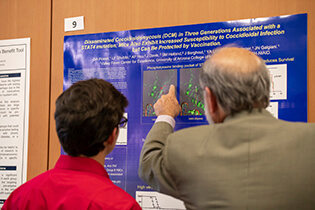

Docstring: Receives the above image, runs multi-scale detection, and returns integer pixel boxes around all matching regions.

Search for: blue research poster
[63,14,307,208]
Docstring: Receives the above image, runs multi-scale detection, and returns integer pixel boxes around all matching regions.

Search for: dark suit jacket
[139,109,315,210]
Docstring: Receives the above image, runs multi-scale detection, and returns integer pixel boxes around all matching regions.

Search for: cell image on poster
[143,69,177,117]
[179,68,205,116]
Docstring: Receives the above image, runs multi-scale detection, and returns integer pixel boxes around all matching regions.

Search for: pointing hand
[154,85,181,118]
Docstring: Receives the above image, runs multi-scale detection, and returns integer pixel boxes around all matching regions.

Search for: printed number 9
[72,21,77,28]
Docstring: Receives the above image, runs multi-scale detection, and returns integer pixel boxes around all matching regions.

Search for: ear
[204,87,218,114]
[104,127,119,146]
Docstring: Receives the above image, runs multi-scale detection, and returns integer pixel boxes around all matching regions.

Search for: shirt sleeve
[155,115,176,129]
[138,121,179,199]
[1,187,20,209]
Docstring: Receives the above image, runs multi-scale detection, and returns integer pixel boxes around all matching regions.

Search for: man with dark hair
[138,47,315,209]
[3,79,141,210]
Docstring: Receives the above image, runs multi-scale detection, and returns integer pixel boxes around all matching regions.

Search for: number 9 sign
[64,16,84,32]
[72,21,77,28]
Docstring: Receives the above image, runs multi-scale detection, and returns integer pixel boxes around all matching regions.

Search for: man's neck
[79,151,106,166]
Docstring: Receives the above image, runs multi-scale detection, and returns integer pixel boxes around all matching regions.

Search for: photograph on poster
[143,69,177,117]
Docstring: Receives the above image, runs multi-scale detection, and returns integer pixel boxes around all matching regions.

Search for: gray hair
[199,47,270,115]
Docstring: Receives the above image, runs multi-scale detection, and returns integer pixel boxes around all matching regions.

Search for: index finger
[168,84,176,96]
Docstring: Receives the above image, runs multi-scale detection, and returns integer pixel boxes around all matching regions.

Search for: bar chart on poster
[63,14,307,208]
[268,64,287,101]
[136,191,186,210]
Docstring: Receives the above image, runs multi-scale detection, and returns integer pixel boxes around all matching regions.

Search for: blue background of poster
[63,14,307,198]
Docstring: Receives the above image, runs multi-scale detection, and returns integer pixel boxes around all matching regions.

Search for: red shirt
[2,155,141,210]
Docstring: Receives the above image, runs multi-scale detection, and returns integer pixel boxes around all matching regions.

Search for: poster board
[63,14,307,209]
[0,38,30,206]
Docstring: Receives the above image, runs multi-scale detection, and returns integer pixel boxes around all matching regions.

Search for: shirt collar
[55,155,109,178]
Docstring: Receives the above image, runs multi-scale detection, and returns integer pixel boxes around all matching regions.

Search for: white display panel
[0,38,30,207]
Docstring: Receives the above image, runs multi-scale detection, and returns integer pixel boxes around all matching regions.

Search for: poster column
[0,38,30,207]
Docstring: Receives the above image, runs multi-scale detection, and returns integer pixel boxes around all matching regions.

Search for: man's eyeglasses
[118,116,128,128]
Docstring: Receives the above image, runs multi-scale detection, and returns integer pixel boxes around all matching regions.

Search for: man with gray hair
[138,47,315,209]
